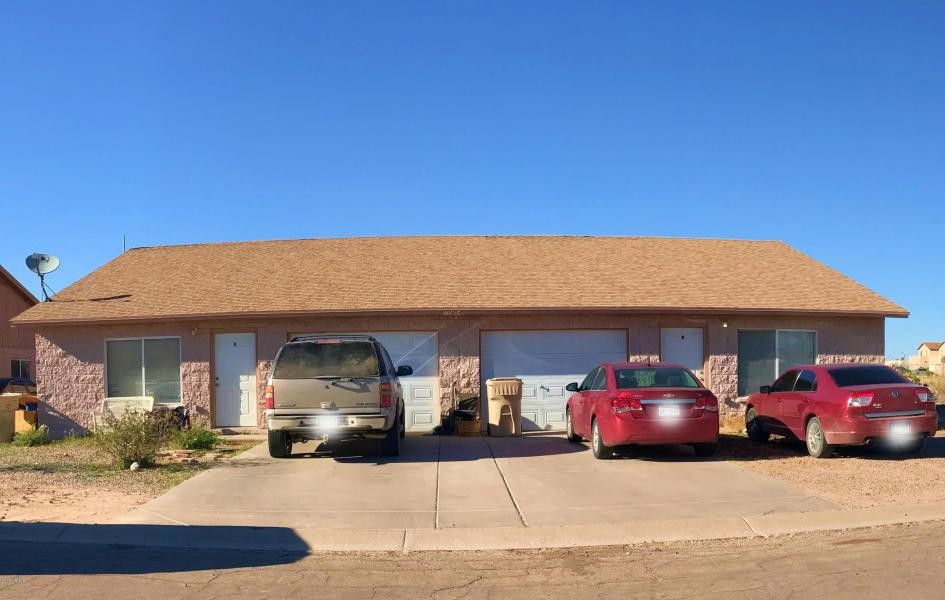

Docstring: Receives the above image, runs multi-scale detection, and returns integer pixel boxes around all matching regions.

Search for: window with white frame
[105,338,181,405]
[737,330,816,396]
[11,359,31,379]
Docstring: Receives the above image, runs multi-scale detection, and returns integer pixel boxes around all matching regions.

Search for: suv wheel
[268,431,292,459]
[381,414,402,457]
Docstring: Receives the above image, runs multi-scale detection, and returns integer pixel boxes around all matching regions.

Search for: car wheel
[591,418,614,460]
[693,442,718,457]
[268,430,292,459]
[381,419,401,457]
[805,417,834,458]
[745,407,770,443]
[566,409,581,443]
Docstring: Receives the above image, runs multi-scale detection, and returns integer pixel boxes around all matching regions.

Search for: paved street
[2,519,944,599]
[118,433,832,531]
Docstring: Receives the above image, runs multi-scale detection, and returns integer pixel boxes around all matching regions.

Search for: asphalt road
[2,520,944,599]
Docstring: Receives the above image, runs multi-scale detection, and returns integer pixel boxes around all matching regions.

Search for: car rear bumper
[601,412,719,446]
[267,413,394,438]
[826,411,938,445]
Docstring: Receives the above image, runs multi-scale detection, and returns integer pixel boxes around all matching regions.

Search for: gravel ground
[718,429,945,508]
[0,438,259,523]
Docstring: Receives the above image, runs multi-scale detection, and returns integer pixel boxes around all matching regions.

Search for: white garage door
[481,330,628,431]
[291,331,439,432]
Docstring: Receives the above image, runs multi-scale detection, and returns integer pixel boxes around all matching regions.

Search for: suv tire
[268,430,292,459]
[381,411,402,457]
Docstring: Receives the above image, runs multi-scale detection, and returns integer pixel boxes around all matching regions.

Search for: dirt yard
[718,429,945,508]
[0,437,259,523]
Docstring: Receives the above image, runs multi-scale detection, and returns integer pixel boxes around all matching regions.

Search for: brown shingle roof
[919,342,943,351]
[12,236,908,324]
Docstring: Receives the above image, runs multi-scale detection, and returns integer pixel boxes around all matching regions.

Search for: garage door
[480,330,628,431]
[290,331,439,432]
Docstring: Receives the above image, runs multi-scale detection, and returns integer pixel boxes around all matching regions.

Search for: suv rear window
[273,341,380,379]
[615,368,700,389]
[828,366,909,387]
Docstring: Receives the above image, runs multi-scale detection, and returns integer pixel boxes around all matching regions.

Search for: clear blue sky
[2,1,942,359]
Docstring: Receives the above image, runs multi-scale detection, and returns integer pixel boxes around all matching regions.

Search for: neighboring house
[0,265,38,379]
[12,236,907,435]
[908,342,944,374]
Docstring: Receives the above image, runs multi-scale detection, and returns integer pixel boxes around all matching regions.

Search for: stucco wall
[34,313,885,435]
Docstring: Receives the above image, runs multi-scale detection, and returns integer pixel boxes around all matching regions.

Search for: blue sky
[1,1,942,358]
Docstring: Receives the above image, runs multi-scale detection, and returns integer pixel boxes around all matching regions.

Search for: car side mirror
[759,385,772,394]
[565,382,579,392]
[396,365,413,377]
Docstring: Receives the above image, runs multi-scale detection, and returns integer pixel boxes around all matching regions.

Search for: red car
[565,362,719,459]
[745,364,938,458]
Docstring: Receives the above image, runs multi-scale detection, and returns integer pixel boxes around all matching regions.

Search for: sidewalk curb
[2,503,944,553]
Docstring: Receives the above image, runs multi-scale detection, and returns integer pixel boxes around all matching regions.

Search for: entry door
[660,328,705,381]
[214,333,257,427]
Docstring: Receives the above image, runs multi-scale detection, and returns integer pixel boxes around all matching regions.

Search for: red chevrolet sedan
[745,364,938,458]
[565,362,719,459]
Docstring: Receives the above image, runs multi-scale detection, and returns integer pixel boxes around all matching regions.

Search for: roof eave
[0,265,39,306]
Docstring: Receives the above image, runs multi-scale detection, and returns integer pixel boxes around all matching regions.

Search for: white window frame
[104,336,183,405]
[11,359,31,379]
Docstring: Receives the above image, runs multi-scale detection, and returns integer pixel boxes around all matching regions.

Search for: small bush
[175,427,222,450]
[11,425,52,447]
[94,410,175,468]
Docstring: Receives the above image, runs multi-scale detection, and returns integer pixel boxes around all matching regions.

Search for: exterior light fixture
[721,319,729,328]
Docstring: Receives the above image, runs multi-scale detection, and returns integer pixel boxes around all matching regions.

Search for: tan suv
[264,335,412,458]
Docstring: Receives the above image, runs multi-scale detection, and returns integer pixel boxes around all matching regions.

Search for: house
[1,265,38,379]
[908,342,944,374]
[11,236,907,435]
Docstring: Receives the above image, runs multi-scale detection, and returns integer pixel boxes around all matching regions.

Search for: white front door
[481,330,628,431]
[290,331,440,432]
[660,327,705,381]
[214,333,257,427]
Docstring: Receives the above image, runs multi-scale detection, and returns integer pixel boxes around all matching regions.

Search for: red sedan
[565,362,719,459]
[745,364,938,458]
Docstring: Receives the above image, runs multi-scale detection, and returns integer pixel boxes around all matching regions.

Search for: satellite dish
[26,253,60,275]
[25,253,60,301]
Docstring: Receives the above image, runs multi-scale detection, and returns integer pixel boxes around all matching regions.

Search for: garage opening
[480,330,628,431]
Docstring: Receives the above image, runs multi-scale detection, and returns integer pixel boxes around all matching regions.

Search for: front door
[660,328,705,381]
[214,332,257,427]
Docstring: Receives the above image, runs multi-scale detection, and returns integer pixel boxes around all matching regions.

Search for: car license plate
[890,422,911,436]
[315,416,343,427]
[657,406,681,418]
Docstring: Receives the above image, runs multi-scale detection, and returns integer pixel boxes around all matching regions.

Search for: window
[579,367,600,391]
[828,365,908,387]
[794,370,817,392]
[273,341,379,379]
[771,370,799,392]
[11,360,30,379]
[737,330,816,396]
[106,338,181,405]
[615,368,700,389]
[590,367,608,390]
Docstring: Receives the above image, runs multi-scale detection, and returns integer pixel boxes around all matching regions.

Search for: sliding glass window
[737,330,816,396]
[105,338,181,405]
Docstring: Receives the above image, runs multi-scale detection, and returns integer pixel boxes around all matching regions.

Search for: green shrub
[11,425,52,447]
[175,427,222,450]
[93,410,175,468]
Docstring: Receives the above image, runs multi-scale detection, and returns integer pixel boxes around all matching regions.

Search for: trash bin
[486,378,523,437]
[0,396,19,443]
[15,410,38,434]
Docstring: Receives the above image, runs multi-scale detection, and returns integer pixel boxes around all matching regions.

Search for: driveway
[117,433,834,530]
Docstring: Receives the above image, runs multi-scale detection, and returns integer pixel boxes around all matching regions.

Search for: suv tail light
[380,382,393,408]
[694,392,719,412]
[612,392,643,414]
[847,392,874,408]
[915,388,933,403]
[264,385,274,410]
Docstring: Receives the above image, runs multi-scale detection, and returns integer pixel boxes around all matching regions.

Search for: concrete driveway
[118,433,834,531]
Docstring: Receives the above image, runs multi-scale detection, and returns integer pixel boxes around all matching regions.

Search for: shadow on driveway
[717,432,945,462]
[0,522,307,575]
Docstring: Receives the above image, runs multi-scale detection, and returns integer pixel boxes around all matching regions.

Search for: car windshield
[273,341,379,379]
[828,366,909,387]
[615,368,700,389]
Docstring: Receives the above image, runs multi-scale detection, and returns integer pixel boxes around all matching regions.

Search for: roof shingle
[12,236,908,324]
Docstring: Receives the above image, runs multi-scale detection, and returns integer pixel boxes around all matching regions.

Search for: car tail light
[612,392,643,414]
[847,392,874,408]
[915,388,933,403]
[380,383,393,408]
[694,392,719,412]
[264,385,275,410]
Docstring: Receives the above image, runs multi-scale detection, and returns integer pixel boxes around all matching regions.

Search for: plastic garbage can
[486,378,523,437]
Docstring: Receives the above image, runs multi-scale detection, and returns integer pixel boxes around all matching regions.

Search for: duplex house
[909,342,944,374]
[11,236,907,435]
[1,265,37,379]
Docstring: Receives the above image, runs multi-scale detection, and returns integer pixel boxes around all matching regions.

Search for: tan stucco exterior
[34,312,885,436]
